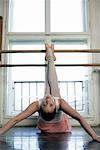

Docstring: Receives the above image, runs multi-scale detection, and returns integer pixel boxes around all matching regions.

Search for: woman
[0,44,100,142]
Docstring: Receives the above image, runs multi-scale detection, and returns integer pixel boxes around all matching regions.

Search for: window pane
[22,83,29,110]
[51,0,87,32]
[7,42,45,114]
[54,41,88,64]
[8,42,45,81]
[14,83,21,111]
[9,42,45,65]
[9,0,45,32]
[54,41,89,81]
[53,41,89,113]
[75,82,83,110]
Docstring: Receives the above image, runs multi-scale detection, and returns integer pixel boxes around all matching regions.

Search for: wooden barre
[0,63,100,67]
[1,49,100,53]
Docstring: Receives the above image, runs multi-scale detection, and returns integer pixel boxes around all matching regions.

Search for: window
[54,41,89,114]
[8,0,87,33]
[6,40,89,116]
[51,0,87,32]
[4,0,90,117]
[8,0,45,32]
[7,42,45,115]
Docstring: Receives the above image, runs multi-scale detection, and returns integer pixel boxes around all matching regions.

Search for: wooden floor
[0,127,100,150]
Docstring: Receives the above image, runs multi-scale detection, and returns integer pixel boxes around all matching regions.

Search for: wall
[90,0,100,125]
[0,0,4,126]
[0,0,3,16]
[0,0,100,127]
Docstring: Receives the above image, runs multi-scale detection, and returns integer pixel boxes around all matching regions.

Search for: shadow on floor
[83,140,100,150]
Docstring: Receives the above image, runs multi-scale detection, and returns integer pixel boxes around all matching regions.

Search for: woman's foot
[45,44,56,61]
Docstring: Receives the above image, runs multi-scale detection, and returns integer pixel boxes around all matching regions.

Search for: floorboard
[0,127,100,150]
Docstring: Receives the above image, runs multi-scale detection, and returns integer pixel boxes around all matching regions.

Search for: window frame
[3,0,96,122]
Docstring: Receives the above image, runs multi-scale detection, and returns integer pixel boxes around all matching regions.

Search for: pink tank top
[37,97,72,133]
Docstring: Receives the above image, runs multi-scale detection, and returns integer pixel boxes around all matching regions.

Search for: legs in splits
[44,44,61,98]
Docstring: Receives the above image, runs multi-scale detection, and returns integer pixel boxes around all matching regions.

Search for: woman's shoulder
[53,96,61,109]
[55,98,66,107]
[37,98,44,108]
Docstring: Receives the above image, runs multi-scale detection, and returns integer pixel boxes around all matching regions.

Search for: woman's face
[41,95,56,113]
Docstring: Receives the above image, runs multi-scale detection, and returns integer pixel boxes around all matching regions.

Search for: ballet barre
[0,63,100,67]
[0,49,100,53]
[0,49,100,67]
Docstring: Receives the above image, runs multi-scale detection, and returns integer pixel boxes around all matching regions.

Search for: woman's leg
[44,66,50,95]
[45,44,61,97]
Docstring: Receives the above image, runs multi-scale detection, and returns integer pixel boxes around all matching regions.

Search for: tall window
[8,0,87,32]
[5,0,90,116]
[9,0,45,32]
[51,0,87,32]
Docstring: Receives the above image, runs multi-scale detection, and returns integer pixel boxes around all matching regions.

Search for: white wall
[0,0,4,16]
[90,0,100,125]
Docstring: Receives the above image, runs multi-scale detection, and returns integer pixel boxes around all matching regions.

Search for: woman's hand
[60,99,100,143]
[92,135,100,142]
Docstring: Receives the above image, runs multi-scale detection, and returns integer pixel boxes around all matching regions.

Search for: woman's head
[41,95,56,113]
[40,95,56,121]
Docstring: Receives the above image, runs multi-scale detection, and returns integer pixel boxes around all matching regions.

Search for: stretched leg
[44,66,50,95]
[45,44,61,97]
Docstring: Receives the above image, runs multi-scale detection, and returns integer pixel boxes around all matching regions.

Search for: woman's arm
[60,99,100,142]
[0,101,39,135]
